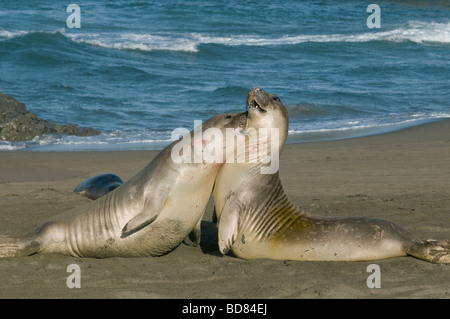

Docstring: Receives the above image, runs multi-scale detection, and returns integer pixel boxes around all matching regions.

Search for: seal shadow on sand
[185,220,221,257]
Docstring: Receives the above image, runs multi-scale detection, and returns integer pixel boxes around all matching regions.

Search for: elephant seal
[74,173,124,200]
[213,88,450,263]
[0,111,248,258]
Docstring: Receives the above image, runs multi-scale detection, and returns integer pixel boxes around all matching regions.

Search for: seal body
[214,88,450,263]
[74,173,124,200]
[0,112,247,258]
[215,167,414,261]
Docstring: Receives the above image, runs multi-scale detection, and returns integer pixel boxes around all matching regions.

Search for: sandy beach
[0,119,449,299]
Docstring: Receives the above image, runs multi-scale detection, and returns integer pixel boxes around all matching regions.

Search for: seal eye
[225,115,232,119]
[273,96,280,102]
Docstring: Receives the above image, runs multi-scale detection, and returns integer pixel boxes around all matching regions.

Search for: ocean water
[0,0,449,151]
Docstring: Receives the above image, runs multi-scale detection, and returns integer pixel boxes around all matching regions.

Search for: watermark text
[366,264,381,288]
[171,120,280,174]
[66,263,81,288]
[366,4,381,29]
[66,4,81,29]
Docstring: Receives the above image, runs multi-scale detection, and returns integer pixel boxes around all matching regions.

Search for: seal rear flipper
[0,235,40,258]
[407,239,450,264]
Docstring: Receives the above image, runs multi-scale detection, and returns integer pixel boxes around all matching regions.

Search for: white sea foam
[0,28,65,40]
[2,21,448,52]
[0,30,26,38]
[65,21,450,52]
[0,143,22,151]
[197,21,450,46]
[374,21,450,44]
[66,32,199,53]
[287,112,450,143]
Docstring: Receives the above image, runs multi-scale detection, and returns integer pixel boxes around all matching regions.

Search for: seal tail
[0,235,39,258]
[406,239,450,264]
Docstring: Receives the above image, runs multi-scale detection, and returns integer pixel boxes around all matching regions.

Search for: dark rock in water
[0,93,27,122]
[0,92,101,141]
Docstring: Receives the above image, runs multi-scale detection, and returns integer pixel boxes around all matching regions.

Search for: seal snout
[248,87,268,113]
[248,99,267,113]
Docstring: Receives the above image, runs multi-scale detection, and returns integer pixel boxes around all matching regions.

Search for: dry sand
[0,120,449,299]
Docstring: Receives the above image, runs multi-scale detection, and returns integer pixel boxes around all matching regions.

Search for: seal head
[247,87,288,154]
[74,173,124,200]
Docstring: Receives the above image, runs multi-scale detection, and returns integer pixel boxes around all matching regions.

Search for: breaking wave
[1,21,448,53]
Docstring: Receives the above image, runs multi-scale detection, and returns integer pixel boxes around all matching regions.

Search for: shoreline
[0,118,449,298]
[2,117,449,153]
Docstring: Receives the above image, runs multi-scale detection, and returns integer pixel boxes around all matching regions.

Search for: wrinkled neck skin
[214,126,288,222]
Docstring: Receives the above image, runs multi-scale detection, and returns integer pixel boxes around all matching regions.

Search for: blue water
[0,0,449,151]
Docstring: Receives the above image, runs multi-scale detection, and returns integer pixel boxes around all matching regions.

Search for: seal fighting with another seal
[0,111,250,258]
[213,88,449,263]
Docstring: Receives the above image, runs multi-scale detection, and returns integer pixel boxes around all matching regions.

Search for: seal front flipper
[183,218,202,247]
[121,193,168,237]
[122,211,158,237]
[191,218,202,246]
[218,200,242,255]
